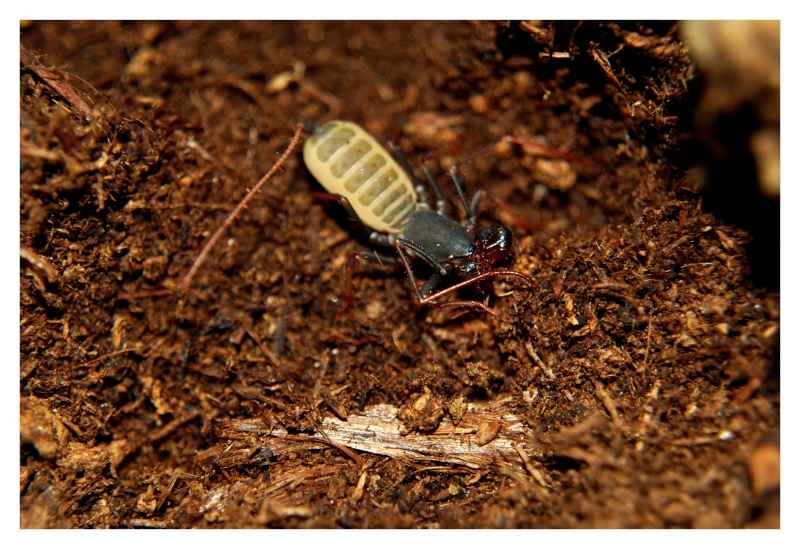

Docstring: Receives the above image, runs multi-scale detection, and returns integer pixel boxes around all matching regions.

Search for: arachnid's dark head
[458,224,514,295]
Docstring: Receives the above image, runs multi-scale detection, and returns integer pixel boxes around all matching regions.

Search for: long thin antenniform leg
[444,134,599,229]
[475,190,543,233]
[182,123,306,290]
[502,135,601,174]
[446,132,599,180]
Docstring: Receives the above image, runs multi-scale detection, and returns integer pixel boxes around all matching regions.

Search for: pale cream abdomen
[303,120,417,233]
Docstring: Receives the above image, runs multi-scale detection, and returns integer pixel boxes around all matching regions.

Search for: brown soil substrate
[20,21,779,528]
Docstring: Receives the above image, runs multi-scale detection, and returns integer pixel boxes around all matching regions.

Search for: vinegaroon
[184,119,593,315]
[302,120,536,315]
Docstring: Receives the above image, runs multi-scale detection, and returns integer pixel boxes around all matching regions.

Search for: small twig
[593,378,624,432]
[75,348,140,369]
[156,469,182,512]
[591,282,634,292]
[349,471,368,504]
[513,442,549,488]
[20,43,94,120]
[241,324,282,370]
[589,45,642,119]
[669,431,734,446]
[20,244,58,282]
[149,410,201,443]
[182,124,305,290]
[525,341,556,380]
[20,143,60,162]
[313,422,362,466]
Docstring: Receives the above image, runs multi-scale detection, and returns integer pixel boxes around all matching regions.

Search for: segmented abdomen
[303,120,417,233]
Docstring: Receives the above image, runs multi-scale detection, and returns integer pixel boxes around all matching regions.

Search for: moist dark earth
[20,21,779,528]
